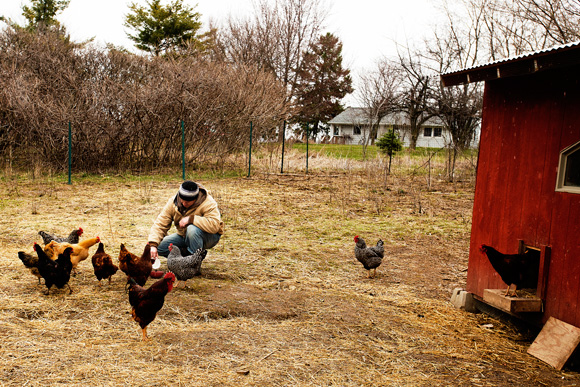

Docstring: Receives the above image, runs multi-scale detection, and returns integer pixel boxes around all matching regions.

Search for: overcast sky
[2,0,441,105]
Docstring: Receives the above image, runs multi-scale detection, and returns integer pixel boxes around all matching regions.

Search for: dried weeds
[0,155,577,386]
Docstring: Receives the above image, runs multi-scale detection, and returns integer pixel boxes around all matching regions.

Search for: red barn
[441,42,580,328]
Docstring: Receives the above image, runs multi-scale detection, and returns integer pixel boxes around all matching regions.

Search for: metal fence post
[68,121,72,184]
[181,120,185,180]
[306,123,309,174]
[281,120,286,174]
[248,121,253,177]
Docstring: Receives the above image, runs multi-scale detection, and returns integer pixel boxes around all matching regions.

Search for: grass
[0,153,575,386]
[290,143,476,162]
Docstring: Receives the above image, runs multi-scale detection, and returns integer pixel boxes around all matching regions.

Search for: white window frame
[556,140,580,194]
[423,127,432,137]
[433,127,443,137]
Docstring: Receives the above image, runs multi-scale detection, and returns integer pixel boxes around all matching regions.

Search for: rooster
[479,244,538,297]
[44,236,100,274]
[119,244,153,286]
[354,236,384,278]
[128,272,176,341]
[38,227,83,245]
[167,243,207,287]
[34,243,74,295]
[91,242,118,286]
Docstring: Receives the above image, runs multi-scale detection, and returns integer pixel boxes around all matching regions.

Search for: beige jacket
[148,185,224,247]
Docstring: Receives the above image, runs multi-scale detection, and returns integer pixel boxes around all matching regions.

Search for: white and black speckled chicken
[167,243,207,287]
[39,227,83,245]
[354,235,384,278]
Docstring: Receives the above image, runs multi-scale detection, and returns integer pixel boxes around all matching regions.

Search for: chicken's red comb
[78,227,84,234]
[354,235,359,241]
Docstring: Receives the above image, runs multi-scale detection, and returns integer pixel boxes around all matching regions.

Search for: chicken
[17,251,44,284]
[479,244,538,297]
[33,243,74,295]
[128,272,176,341]
[91,242,119,286]
[354,235,384,278]
[38,227,83,245]
[118,243,153,286]
[44,236,100,273]
[167,243,207,287]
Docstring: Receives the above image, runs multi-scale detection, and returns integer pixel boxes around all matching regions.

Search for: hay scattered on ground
[0,155,577,386]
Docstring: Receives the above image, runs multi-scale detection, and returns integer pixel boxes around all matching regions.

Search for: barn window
[433,128,443,137]
[353,126,361,135]
[333,126,339,136]
[556,141,580,194]
[424,127,432,137]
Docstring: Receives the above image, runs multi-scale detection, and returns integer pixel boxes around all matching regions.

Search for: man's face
[180,197,196,208]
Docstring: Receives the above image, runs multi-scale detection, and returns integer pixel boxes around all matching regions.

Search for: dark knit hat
[178,181,199,201]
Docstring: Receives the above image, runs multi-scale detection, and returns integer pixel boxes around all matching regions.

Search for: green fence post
[248,121,253,178]
[306,123,309,174]
[181,120,185,180]
[68,121,72,185]
[281,120,286,174]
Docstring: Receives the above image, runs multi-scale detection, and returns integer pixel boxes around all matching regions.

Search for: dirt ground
[0,165,579,386]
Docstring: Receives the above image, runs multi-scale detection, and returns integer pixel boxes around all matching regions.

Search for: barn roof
[328,107,444,126]
[441,40,580,87]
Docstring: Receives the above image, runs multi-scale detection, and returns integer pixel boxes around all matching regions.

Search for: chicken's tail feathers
[125,277,138,293]
[18,251,36,267]
[38,231,53,244]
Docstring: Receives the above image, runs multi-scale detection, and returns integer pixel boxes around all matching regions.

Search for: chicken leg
[141,327,149,341]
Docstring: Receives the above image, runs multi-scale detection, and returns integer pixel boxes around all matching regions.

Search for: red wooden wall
[467,66,580,327]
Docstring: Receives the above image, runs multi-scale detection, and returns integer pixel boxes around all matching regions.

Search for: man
[148,180,224,261]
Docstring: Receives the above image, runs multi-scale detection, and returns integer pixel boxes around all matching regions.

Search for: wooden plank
[537,245,551,300]
[527,317,580,370]
[483,289,543,313]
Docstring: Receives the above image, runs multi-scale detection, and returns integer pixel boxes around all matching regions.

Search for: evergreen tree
[18,0,70,32]
[293,33,353,138]
[376,129,403,173]
[125,0,204,56]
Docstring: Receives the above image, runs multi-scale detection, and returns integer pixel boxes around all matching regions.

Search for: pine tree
[376,129,403,173]
[293,33,353,138]
[125,0,204,56]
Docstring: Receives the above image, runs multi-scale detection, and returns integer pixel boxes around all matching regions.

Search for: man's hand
[150,245,158,259]
[178,215,191,228]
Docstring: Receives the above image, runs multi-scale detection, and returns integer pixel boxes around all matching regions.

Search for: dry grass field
[1,152,578,386]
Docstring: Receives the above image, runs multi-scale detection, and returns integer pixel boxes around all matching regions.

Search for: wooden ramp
[482,289,543,314]
[528,317,580,370]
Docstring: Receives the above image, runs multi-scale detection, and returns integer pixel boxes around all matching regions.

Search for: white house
[328,107,479,148]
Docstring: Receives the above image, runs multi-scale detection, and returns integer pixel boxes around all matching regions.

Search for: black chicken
[354,236,384,278]
[34,243,74,295]
[18,251,43,284]
[39,227,83,245]
[479,244,538,297]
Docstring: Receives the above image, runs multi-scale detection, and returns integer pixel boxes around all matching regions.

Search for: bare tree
[396,50,433,150]
[425,2,484,181]
[356,60,402,149]
[214,0,329,129]
[0,27,288,172]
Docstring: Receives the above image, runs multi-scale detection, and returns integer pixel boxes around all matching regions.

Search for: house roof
[441,40,580,87]
[328,107,444,126]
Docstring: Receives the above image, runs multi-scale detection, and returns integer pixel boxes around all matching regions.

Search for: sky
[1,0,441,105]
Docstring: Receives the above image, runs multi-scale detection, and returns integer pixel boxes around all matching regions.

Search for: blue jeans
[157,225,221,257]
